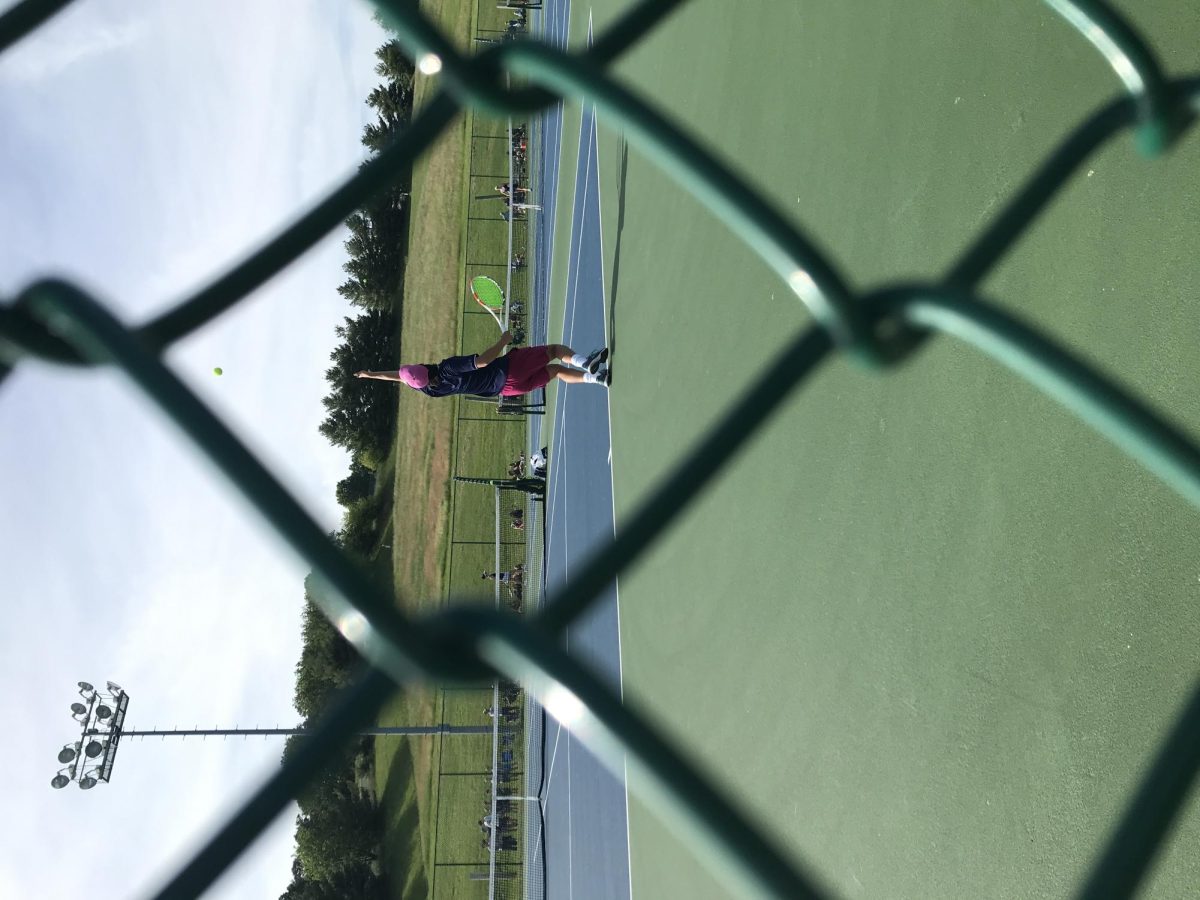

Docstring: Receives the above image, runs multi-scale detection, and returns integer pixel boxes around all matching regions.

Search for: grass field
[375,0,538,896]
[373,0,474,893]
[542,2,1200,898]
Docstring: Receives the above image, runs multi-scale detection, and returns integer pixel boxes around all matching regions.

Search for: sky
[0,1,395,897]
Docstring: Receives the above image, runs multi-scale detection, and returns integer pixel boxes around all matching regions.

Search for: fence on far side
[428,1,547,898]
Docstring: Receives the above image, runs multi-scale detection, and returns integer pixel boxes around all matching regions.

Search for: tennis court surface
[538,1,1200,897]
[7,0,1198,897]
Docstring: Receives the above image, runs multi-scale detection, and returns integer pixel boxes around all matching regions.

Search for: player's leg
[549,344,608,373]
[548,364,608,386]
[501,346,608,397]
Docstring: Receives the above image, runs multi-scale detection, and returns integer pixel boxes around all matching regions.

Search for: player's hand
[500,330,513,346]
[354,371,367,379]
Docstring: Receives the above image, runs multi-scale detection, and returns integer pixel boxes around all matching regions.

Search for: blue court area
[520,2,1200,899]
[528,4,633,899]
[540,102,631,900]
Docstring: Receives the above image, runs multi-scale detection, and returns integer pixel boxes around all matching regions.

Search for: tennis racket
[470,275,506,329]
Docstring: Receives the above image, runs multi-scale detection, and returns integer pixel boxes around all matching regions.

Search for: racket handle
[479,301,504,329]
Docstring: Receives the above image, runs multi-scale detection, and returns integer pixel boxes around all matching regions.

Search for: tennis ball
[213,367,223,376]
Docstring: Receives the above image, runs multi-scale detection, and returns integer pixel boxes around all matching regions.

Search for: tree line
[280,32,417,900]
[318,35,417,469]
[280,577,381,900]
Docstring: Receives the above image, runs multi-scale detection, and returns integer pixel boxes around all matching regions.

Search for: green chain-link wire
[3,0,1199,897]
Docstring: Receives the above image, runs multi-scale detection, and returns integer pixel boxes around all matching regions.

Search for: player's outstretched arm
[354,370,401,382]
[475,331,513,368]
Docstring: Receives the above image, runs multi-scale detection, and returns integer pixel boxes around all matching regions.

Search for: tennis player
[354,331,609,396]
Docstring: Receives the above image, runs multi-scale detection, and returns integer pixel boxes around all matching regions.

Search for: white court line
[537,88,592,830]
[539,0,575,557]
[543,99,589,540]
[566,711,576,899]
[564,502,576,893]
[544,100,596,555]
[533,2,579,895]
[534,715,566,863]
[539,0,578,373]
[540,11,633,900]
[538,103,599,900]
[564,107,596,352]
[589,58,636,900]
[534,0,574,440]
[554,108,598,582]
[547,397,570,562]
[588,14,621,703]
[528,2,572,882]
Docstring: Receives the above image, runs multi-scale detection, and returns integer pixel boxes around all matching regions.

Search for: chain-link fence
[498,483,546,900]
[462,0,543,416]
[4,0,1200,897]
[518,487,546,900]
[441,478,544,899]
[452,4,548,894]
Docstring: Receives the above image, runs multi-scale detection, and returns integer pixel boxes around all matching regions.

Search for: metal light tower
[50,680,493,791]
[50,681,129,791]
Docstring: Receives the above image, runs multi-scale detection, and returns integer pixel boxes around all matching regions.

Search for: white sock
[582,370,600,384]
[569,353,588,368]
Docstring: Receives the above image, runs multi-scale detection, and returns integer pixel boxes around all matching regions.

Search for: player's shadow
[607,138,629,381]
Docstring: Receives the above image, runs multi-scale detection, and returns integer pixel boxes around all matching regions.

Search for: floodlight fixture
[50,680,481,795]
[51,679,130,792]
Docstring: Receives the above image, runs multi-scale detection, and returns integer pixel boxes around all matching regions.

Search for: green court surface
[548,2,1200,897]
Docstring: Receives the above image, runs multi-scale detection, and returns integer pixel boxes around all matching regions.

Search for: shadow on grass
[378,738,430,900]
[608,138,629,381]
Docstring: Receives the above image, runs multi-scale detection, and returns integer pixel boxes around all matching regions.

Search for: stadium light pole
[49,681,130,791]
[49,680,495,792]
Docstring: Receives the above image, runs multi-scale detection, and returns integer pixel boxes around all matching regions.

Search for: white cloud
[0,19,147,84]
[0,1,391,898]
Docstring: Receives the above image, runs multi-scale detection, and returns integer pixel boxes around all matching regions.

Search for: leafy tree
[351,199,407,252]
[285,30,421,894]
[336,276,377,310]
[281,861,381,900]
[360,117,394,155]
[319,312,397,458]
[366,81,411,129]
[373,39,415,89]
[295,795,380,883]
[281,732,363,816]
[284,598,380,894]
[292,577,362,718]
[338,501,382,557]
[336,461,377,508]
[342,253,390,291]
[335,200,408,312]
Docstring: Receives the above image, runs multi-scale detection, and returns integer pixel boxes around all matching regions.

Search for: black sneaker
[597,367,612,387]
[583,347,609,374]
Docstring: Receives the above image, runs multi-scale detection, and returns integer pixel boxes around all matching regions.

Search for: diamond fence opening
[4,0,1200,898]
